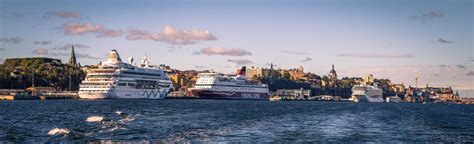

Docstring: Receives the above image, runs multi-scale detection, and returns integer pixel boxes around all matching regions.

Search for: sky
[0,0,473,95]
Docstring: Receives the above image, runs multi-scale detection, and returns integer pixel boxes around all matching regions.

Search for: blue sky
[0,0,473,93]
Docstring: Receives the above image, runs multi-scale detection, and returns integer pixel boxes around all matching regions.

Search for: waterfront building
[274,88,311,100]
[26,87,56,96]
[244,65,305,81]
[405,87,422,102]
[288,65,305,81]
[392,83,406,93]
[363,74,375,85]
[168,70,199,93]
[245,66,269,79]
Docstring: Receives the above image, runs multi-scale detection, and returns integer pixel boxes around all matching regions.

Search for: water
[1,100,473,142]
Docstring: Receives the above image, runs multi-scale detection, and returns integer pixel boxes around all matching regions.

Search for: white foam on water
[47,128,70,135]
[115,111,124,115]
[86,115,105,122]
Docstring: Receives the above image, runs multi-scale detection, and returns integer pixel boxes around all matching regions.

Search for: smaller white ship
[351,84,384,102]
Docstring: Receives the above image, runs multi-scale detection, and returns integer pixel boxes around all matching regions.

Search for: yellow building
[288,65,305,81]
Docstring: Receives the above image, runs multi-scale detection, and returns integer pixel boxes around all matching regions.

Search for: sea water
[0,99,473,142]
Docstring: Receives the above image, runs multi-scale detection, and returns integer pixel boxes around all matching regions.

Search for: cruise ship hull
[189,89,269,100]
[79,88,170,99]
[352,95,384,102]
[78,92,109,99]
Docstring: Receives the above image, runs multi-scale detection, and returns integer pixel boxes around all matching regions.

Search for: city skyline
[0,0,473,92]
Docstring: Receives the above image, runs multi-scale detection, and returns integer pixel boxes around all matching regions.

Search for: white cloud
[62,23,123,38]
[194,47,251,56]
[53,44,90,50]
[48,52,100,59]
[281,51,310,55]
[32,48,49,55]
[126,25,217,45]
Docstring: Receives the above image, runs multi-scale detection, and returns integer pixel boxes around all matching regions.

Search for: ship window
[118,83,126,86]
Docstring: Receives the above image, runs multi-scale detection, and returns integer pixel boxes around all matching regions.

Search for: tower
[328,64,338,87]
[269,63,274,84]
[68,45,78,67]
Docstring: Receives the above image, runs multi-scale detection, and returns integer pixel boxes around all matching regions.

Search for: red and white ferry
[189,67,269,100]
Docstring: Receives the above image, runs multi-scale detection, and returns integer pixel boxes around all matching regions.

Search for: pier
[0,89,78,100]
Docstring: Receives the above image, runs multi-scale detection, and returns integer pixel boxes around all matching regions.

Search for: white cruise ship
[351,84,384,102]
[78,50,173,99]
[189,66,269,100]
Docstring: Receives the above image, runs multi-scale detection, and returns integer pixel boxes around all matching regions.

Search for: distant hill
[0,57,85,91]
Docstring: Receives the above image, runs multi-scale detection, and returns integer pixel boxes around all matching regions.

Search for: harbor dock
[0,88,78,100]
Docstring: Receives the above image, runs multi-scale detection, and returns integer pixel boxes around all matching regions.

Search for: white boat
[351,84,384,102]
[78,50,173,99]
[188,66,269,100]
[386,96,402,103]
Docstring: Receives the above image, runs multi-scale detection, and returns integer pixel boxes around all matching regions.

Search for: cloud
[33,41,52,45]
[299,57,312,62]
[48,52,100,59]
[457,65,466,69]
[32,48,49,55]
[0,48,4,51]
[98,28,125,38]
[436,38,453,44]
[195,65,206,69]
[193,47,252,56]
[337,53,415,58]
[410,10,444,23]
[0,37,23,44]
[45,11,80,18]
[126,25,217,45]
[63,23,102,35]
[126,28,151,40]
[467,71,474,76]
[281,51,310,55]
[62,22,123,38]
[53,44,90,50]
[227,59,253,65]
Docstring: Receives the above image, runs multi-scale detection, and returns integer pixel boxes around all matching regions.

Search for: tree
[282,71,290,80]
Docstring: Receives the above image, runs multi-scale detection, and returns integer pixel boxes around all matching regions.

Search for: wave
[86,115,105,122]
[47,128,70,136]
[115,111,124,115]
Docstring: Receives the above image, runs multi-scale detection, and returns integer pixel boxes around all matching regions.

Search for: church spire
[68,44,78,67]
